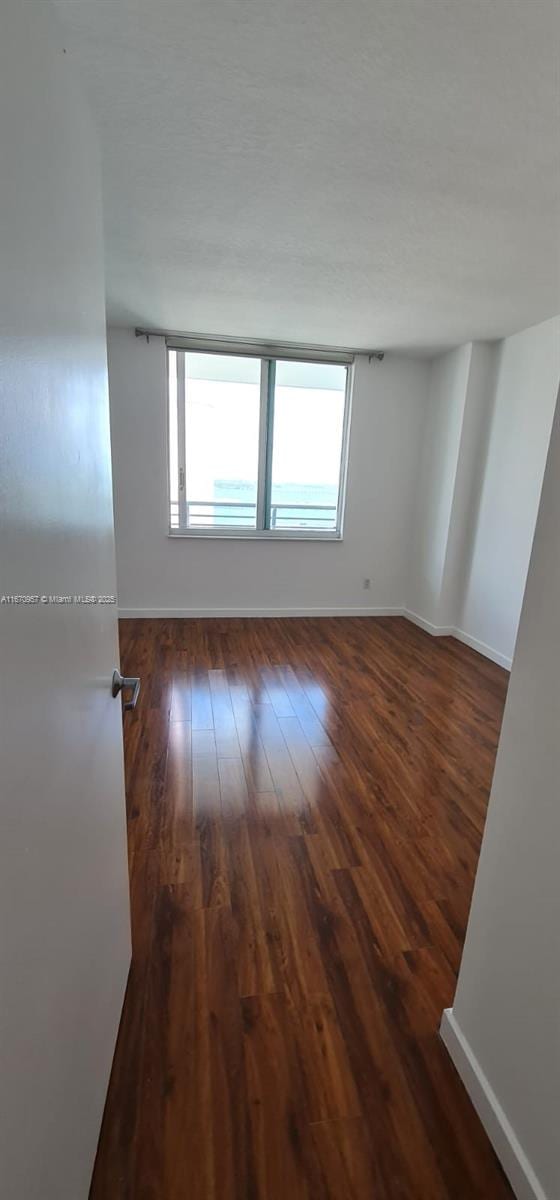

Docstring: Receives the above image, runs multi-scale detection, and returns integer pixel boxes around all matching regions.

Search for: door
[0,4,131,1197]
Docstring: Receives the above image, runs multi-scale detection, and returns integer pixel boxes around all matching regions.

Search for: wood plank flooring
[90,616,513,1199]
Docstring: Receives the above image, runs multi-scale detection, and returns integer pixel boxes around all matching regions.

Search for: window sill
[168,529,343,542]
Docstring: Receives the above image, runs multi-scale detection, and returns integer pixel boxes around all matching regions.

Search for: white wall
[107,327,430,615]
[407,317,560,667]
[460,317,560,664]
[441,385,560,1200]
[406,344,472,627]
[438,342,499,629]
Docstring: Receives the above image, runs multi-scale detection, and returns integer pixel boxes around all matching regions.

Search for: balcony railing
[170,499,337,530]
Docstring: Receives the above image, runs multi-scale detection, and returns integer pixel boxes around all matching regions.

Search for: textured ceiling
[54,0,560,353]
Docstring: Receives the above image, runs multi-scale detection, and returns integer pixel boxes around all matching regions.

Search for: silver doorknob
[112,669,141,711]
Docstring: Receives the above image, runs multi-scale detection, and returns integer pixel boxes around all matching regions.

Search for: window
[168,347,351,538]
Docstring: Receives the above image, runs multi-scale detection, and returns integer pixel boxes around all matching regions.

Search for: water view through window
[168,349,349,534]
[185,353,260,528]
[269,359,347,531]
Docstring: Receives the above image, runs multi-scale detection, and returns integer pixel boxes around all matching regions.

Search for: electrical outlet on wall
[363,578,371,590]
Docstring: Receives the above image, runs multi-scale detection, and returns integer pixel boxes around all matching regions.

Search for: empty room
[1,2,559,1199]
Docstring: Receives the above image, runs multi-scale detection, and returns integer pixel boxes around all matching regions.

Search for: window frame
[166,347,354,541]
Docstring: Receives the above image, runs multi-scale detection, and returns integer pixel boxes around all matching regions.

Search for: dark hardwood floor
[90,616,513,1199]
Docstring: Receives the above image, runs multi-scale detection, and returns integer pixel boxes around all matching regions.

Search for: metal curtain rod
[134,327,385,363]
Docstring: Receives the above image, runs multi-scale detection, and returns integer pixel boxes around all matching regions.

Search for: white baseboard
[118,605,404,619]
[403,608,455,637]
[440,1009,548,1200]
[404,610,512,671]
[452,627,512,670]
